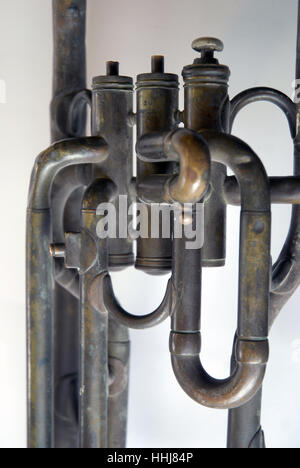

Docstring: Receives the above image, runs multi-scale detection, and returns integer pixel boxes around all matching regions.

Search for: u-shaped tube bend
[170,131,271,410]
[230,87,296,138]
[28,136,109,210]
[170,333,269,409]
[137,129,211,204]
[89,272,175,329]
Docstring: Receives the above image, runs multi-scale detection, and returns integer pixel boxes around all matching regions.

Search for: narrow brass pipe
[223,175,300,206]
[230,87,296,138]
[28,137,108,210]
[137,128,211,204]
[170,335,268,409]
[50,0,89,448]
[227,1,300,449]
[90,273,174,330]
[78,179,116,448]
[27,137,108,448]
[170,132,271,410]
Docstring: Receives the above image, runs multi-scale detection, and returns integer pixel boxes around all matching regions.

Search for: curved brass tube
[170,132,271,410]
[28,137,108,210]
[227,9,300,448]
[223,175,300,206]
[89,273,174,329]
[137,129,211,204]
[227,85,298,445]
[27,137,108,448]
[101,128,210,330]
[269,131,300,326]
[230,87,296,138]
[228,86,300,326]
[170,333,269,409]
[228,86,300,327]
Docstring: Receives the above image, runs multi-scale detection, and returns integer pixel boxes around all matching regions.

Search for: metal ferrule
[92,72,134,270]
[135,69,179,274]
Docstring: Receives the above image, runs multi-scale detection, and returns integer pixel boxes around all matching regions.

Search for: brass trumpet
[26,0,300,448]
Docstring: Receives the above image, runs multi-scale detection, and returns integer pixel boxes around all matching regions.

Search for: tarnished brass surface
[135,61,179,274]
[27,138,108,448]
[26,1,300,449]
[137,128,211,204]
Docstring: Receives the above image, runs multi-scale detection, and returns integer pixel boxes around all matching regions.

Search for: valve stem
[151,55,164,73]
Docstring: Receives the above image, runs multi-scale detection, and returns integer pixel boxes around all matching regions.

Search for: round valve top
[182,36,229,86]
[192,37,224,64]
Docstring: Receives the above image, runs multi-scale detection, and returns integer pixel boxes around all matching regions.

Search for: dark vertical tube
[50,0,87,448]
[92,67,133,447]
[227,386,265,448]
[27,210,54,448]
[79,188,110,448]
[92,67,134,269]
[136,61,179,274]
[171,231,201,333]
[79,243,108,448]
[51,0,87,142]
[107,320,130,448]
[227,335,265,448]
[182,58,230,267]
[227,1,300,448]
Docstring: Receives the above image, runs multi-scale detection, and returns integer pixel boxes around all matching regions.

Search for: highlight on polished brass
[26,0,300,448]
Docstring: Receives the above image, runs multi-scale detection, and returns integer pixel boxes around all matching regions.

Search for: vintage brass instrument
[26,0,300,448]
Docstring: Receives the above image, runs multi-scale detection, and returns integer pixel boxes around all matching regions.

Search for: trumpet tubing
[25,0,300,448]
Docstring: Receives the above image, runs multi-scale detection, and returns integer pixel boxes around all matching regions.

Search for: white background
[0,0,299,448]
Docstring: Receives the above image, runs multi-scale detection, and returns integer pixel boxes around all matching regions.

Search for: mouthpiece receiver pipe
[137,128,211,204]
[170,132,271,410]
[27,137,108,448]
